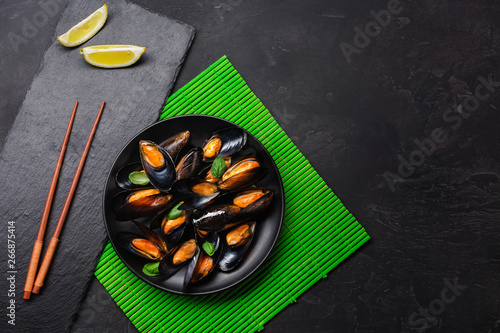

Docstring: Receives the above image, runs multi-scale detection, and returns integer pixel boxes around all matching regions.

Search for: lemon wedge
[57,4,108,47]
[80,45,146,68]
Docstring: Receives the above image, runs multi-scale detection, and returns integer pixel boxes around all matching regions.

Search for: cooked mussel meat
[112,188,173,221]
[233,188,273,220]
[192,204,241,232]
[218,157,268,190]
[170,178,220,209]
[202,128,247,161]
[159,239,197,278]
[226,223,254,248]
[116,232,165,261]
[150,202,190,246]
[218,221,256,272]
[159,131,190,161]
[176,147,203,180]
[139,140,176,191]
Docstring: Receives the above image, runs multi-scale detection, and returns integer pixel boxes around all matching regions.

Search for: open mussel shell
[115,162,147,190]
[218,221,256,272]
[233,188,273,221]
[151,208,191,246]
[139,140,176,191]
[159,239,197,278]
[192,204,241,232]
[176,147,203,180]
[225,221,256,248]
[184,243,222,285]
[112,188,173,221]
[218,157,268,190]
[132,220,168,256]
[159,131,190,161]
[195,228,221,254]
[202,128,247,162]
[116,232,164,261]
[171,178,220,210]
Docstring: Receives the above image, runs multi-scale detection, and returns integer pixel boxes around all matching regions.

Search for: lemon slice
[80,45,146,68]
[57,4,108,47]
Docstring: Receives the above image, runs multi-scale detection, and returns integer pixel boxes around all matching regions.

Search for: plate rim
[102,114,285,295]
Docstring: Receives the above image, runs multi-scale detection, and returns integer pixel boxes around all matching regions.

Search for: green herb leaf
[211,156,227,178]
[129,171,150,185]
[142,262,160,276]
[167,202,184,220]
[202,242,215,256]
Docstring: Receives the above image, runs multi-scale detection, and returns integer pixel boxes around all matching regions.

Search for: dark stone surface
[0,0,194,332]
[2,0,500,332]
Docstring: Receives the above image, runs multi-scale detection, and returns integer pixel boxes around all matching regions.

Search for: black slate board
[0,0,194,332]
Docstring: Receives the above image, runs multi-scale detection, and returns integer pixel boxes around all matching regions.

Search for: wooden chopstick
[23,101,79,300]
[31,101,106,295]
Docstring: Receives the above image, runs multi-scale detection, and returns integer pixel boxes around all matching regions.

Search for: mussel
[192,204,241,232]
[232,188,273,220]
[112,188,173,221]
[202,128,247,162]
[225,223,254,248]
[218,157,268,190]
[116,233,164,260]
[176,147,203,180]
[116,221,168,260]
[184,245,221,285]
[170,178,220,209]
[139,140,176,191]
[159,239,198,278]
[218,221,256,272]
[195,228,221,254]
[202,157,231,184]
[159,131,190,161]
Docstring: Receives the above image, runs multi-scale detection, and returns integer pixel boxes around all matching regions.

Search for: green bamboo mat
[95,56,370,332]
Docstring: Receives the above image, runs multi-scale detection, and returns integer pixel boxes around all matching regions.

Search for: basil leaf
[211,156,227,178]
[129,171,150,185]
[142,262,160,276]
[167,202,184,220]
[202,242,215,256]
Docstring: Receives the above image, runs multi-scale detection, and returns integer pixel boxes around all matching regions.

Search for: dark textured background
[2,0,500,332]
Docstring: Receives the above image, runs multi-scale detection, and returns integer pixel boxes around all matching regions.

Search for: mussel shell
[176,147,203,180]
[218,166,268,190]
[218,222,256,272]
[151,208,191,246]
[139,140,176,191]
[115,162,146,190]
[234,189,273,221]
[192,204,241,232]
[184,244,222,285]
[171,178,220,210]
[159,239,197,278]
[194,229,221,254]
[202,128,247,161]
[225,221,255,248]
[159,131,190,161]
[183,247,200,286]
[112,188,173,221]
[132,220,168,256]
[116,232,164,261]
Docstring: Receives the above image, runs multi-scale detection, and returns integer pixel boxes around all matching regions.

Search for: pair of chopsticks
[23,101,106,299]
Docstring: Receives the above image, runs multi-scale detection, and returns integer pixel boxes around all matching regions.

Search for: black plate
[103,115,284,295]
